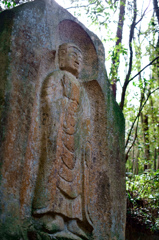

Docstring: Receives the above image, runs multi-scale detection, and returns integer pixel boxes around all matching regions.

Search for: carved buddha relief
[32,43,93,239]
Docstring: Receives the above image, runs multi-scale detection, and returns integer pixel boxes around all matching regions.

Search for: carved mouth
[74,61,79,66]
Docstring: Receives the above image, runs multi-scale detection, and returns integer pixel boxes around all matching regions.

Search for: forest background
[0,0,159,235]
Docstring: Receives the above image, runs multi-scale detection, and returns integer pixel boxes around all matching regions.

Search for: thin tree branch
[120,55,159,111]
[120,0,137,110]
[125,88,145,151]
[135,0,151,26]
[128,56,159,83]
[126,117,139,160]
[125,87,159,150]
[136,26,156,49]
[66,1,97,10]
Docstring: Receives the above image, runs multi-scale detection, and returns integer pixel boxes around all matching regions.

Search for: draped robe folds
[32,70,92,227]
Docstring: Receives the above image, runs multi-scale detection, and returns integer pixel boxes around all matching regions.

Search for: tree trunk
[111,0,126,99]
[156,149,159,170]
[133,149,139,175]
[141,113,150,170]
[153,0,159,23]
[154,148,157,171]
[120,0,137,110]
[153,0,159,81]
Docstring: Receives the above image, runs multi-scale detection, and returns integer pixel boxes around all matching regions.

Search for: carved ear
[59,58,65,68]
[58,49,66,69]
[59,56,66,68]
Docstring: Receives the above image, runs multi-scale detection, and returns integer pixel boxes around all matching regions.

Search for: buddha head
[58,43,83,78]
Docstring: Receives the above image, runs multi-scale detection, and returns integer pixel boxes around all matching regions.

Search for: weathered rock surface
[0,0,126,239]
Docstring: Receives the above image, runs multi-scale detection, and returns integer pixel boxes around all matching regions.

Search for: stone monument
[0,0,126,239]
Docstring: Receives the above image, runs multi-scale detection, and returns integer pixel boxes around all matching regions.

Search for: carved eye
[70,53,77,59]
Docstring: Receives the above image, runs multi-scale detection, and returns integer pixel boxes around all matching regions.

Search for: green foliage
[126,170,159,201]
[108,42,128,82]
[126,171,159,231]
[2,0,14,8]
[0,0,31,10]
[1,0,17,9]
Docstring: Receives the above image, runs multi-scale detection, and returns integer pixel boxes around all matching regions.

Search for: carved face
[59,44,83,78]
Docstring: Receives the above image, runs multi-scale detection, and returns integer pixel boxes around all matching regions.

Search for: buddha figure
[32,43,93,239]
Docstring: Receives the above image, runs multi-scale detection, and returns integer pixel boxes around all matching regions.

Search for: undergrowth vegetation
[126,170,159,232]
